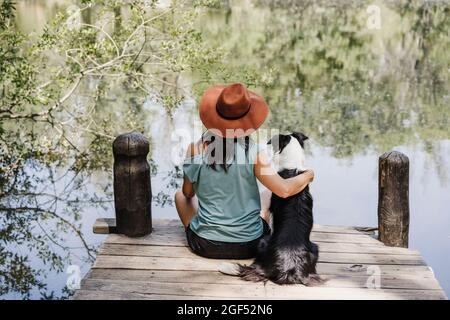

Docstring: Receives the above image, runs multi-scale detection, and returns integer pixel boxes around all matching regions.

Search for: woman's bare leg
[260,189,272,223]
[174,189,198,227]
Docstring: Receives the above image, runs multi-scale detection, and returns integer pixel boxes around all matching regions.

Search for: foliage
[0,0,223,299]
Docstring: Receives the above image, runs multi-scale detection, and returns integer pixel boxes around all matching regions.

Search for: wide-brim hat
[199,83,269,138]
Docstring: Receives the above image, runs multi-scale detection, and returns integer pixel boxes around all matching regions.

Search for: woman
[175,83,314,259]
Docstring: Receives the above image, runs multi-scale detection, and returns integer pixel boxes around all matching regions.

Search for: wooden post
[112,132,152,237]
[378,151,409,247]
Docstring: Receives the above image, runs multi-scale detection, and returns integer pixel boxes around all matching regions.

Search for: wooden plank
[151,221,377,239]
[86,269,443,290]
[105,233,188,247]
[99,242,421,258]
[317,242,419,255]
[93,254,252,270]
[157,225,381,243]
[104,235,418,254]
[72,289,233,300]
[313,225,374,235]
[319,252,424,265]
[152,220,376,235]
[321,252,424,265]
[93,218,117,234]
[79,278,447,300]
[154,224,371,235]
[98,243,425,265]
[105,229,384,247]
[152,219,182,226]
[92,255,435,277]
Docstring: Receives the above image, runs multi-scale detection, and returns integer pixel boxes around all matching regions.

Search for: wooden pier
[73,219,446,300]
[73,136,446,300]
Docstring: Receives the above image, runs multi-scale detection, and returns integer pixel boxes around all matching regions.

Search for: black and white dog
[220,132,323,285]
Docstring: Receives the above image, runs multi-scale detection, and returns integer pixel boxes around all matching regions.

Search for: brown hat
[199,83,269,138]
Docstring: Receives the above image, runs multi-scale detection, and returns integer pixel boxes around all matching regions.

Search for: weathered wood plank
[92,255,435,276]
[316,242,418,255]
[72,289,233,300]
[153,220,377,235]
[98,243,425,265]
[105,229,383,246]
[93,218,117,234]
[319,252,424,265]
[87,269,443,290]
[93,254,252,270]
[314,225,375,235]
[159,226,380,242]
[80,278,447,300]
[152,220,377,235]
[104,236,419,255]
[105,233,188,247]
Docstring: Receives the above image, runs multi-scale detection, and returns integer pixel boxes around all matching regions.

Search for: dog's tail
[218,262,241,276]
[218,262,267,282]
[273,271,326,286]
[303,273,327,286]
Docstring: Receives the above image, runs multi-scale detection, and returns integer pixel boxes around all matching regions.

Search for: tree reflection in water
[1,163,101,298]
[198,0,449,158]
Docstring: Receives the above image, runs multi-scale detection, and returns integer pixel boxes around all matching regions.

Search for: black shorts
[186,218,271,259]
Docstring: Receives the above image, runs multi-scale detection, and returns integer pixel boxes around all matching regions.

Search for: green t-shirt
[182,142,263,243]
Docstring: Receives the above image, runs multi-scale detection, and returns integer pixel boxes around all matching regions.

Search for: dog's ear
[291,132,308,147]
[292,132,308,141]
[268,134,291,154]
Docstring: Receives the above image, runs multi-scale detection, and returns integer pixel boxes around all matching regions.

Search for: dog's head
[267,132,309,171]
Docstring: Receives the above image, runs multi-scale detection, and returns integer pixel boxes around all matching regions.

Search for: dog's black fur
[237,132,323,285]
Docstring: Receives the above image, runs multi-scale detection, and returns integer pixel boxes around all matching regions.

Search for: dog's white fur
[272,136,307,172]
[218,262,240,276]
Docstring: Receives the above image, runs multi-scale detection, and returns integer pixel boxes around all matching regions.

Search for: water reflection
[198,0,450,158]
[0,159,112,299]
[1,0,449,299]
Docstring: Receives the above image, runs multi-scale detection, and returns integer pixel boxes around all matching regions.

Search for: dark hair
[201,130,253,172]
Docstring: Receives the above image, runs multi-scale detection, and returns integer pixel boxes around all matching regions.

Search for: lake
[2,0,449,299]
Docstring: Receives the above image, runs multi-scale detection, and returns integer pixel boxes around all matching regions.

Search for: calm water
[2,0,449,299]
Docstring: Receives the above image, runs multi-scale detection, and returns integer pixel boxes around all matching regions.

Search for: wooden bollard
[378,151,409,247]
[113,132,152,237]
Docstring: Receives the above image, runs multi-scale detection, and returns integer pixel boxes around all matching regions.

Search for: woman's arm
[254,151,314,198]
[182,176,195,198]
[182,142,202,198]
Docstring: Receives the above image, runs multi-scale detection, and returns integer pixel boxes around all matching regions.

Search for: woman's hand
[303,169,315,182]
[255,152,314,198]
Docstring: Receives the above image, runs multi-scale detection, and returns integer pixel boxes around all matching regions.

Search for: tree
[0,0,225,299]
